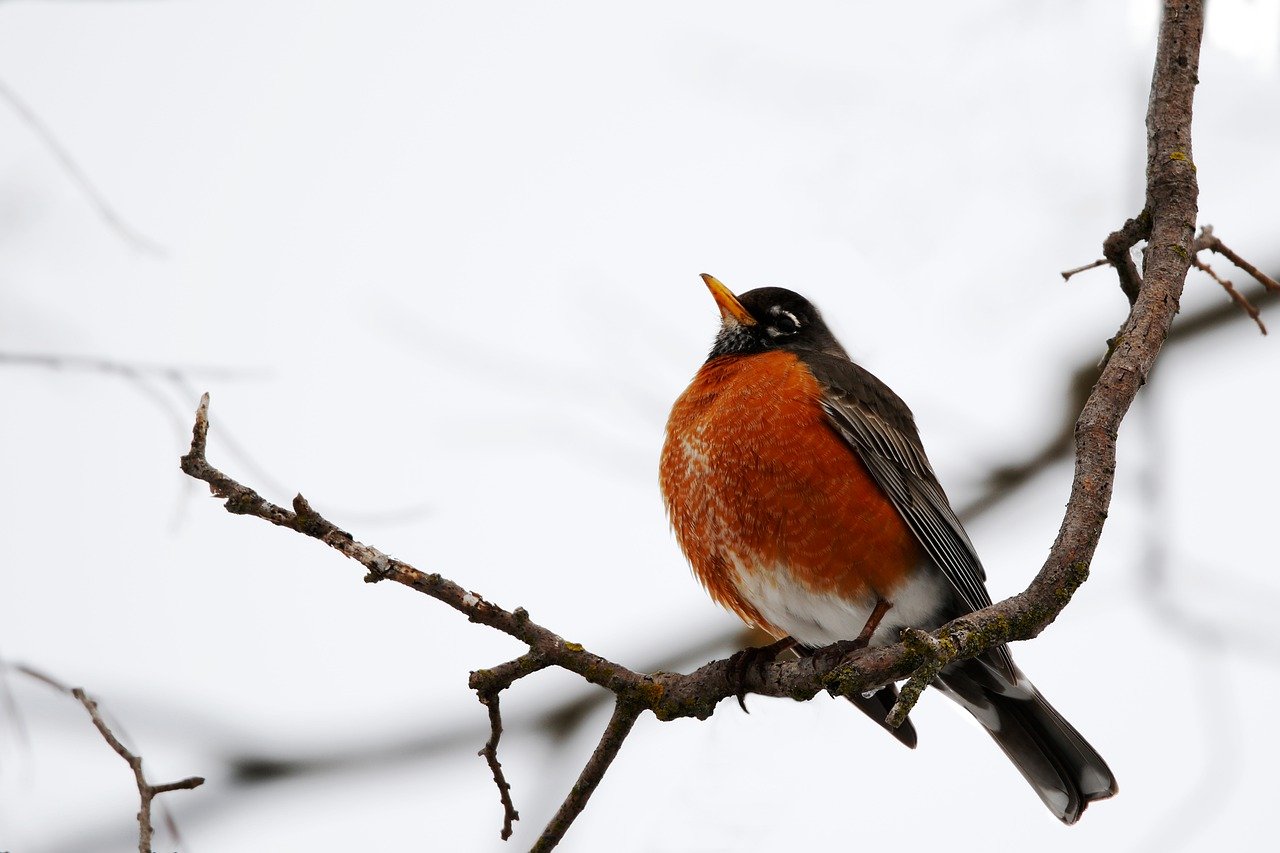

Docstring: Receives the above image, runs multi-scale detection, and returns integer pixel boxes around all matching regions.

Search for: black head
[700,274,849,361]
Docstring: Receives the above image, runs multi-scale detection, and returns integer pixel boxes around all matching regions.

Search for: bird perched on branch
[659,274,1117,824]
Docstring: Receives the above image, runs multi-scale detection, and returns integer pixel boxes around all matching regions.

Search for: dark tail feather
[936,655,1118,824]
[791,645,918,748]
[846,681,918,749]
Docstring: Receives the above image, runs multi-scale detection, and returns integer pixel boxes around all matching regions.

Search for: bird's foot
[852,599,893,650]
[727,636,797,713]
[811,600,894,670]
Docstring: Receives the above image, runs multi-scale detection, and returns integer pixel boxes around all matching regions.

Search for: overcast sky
[2,2,1279,851]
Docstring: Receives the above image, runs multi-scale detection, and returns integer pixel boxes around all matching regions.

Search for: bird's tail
[935,655,1118,825]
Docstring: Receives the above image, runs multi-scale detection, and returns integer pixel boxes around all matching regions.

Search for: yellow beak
[701,274,756,326]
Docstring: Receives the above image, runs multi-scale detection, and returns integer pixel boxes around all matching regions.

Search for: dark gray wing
[803,351,1015,678]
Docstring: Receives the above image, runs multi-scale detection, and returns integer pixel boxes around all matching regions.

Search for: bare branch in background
[0,76,165,255]
[964,275,1277,522]
[0,352,263,382]
[0,351,430,528]
[0,350,264,458]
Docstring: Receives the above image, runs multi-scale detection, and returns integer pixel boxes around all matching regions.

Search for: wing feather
[804,352,1015,677]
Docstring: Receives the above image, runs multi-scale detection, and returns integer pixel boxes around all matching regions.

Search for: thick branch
[1002,0,1201,648]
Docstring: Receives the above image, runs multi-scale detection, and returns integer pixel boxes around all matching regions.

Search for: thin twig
[885,629,947,728]
[530,700,643,853]
[12,662,71,693]
[472,651,551,840]
[1189,225,1280,333]
[1196,225,1280,292]
[478,692,520,840]
[1063,209,1150,304]
[70,689,204,853]
[0,351,264,381]
[1060,258,1109,281]
[1192,256,1266,333]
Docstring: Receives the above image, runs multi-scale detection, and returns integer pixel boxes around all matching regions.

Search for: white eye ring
[766,306,801,337]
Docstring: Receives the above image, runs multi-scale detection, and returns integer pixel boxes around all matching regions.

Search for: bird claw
[726,636,797,712]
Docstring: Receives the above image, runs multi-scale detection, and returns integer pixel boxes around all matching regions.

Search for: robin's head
[700,274,849,361]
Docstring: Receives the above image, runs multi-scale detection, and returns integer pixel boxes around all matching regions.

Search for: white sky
[1,2,1278,851]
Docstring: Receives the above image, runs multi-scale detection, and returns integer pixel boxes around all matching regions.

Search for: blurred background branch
[0,76,164,255]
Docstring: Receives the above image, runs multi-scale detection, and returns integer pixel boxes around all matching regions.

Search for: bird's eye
[765,306,801,338]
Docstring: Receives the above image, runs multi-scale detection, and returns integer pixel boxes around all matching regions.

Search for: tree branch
[1192,255,1266,333]
[530,700,642,853]
[11,664,204,853]
[72,689,205,853]
[472,652,550,840]
[1195,225,1280,293]
[1190,225,1280,332]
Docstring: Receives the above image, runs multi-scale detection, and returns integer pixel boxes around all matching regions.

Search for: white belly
[727,554,951,648]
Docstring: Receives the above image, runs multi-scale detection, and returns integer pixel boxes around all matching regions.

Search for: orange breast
[659,350,923,635]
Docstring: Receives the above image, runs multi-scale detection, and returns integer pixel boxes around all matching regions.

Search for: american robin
[659,274,1117,824]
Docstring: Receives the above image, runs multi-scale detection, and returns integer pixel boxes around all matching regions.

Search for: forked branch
[14,665,204,853]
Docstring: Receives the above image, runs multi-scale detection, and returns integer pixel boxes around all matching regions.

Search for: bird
[659,274,1117,825]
